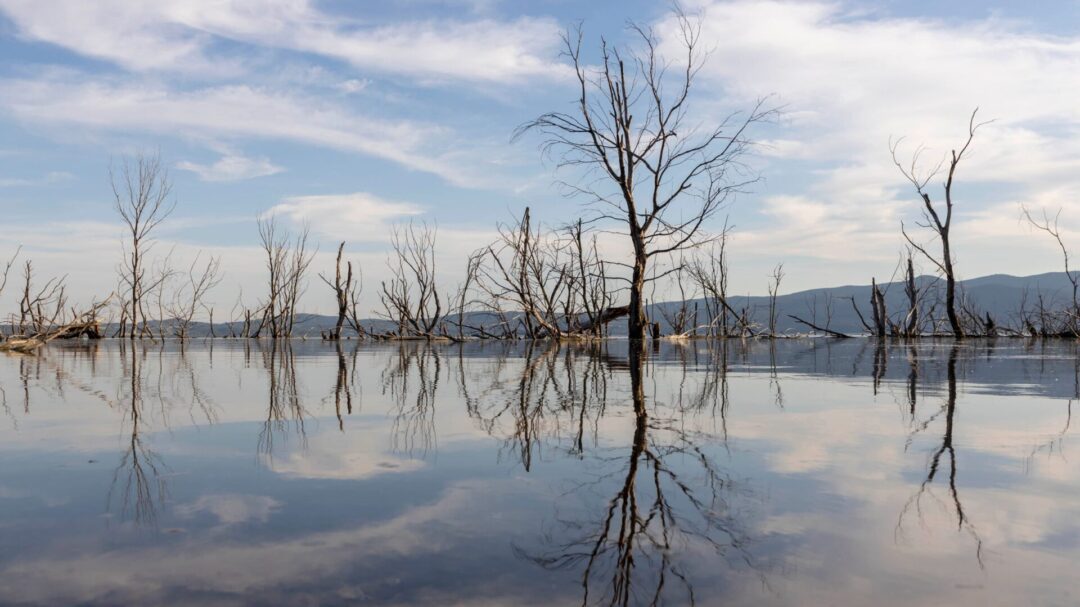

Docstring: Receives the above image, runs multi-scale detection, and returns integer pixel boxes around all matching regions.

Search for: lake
[0,339,1076,606]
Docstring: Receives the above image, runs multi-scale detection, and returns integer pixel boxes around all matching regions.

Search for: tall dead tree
[320,242,355,340]
[112,153,175,339]
[518,12,773,339]
[891,109,989,338]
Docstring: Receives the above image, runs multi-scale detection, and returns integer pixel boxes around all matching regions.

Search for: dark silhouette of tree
[891,109,990,338]
[518,11,773,340]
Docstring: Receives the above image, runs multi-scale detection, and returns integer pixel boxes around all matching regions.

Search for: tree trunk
[628,253,647,340]
[942,235,963,338]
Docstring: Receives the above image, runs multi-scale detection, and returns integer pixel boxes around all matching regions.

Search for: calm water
[0,339,1076,606]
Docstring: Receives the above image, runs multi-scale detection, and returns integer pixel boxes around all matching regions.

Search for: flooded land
[0,339,1076,606]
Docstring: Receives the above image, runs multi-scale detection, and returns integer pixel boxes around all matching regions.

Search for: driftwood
[0,300,109,354]
[787,314,852,338]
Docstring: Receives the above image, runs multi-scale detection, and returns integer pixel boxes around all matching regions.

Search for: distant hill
[57,272,1076,338]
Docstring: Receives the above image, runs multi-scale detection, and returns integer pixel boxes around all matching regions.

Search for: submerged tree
[379,222,445,339]
[891,109,989,338]
[112,152,175,339]
[518,11,773,339]
[256,216,315,338]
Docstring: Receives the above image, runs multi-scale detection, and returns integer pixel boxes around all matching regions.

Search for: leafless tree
[165,254,222,338]
[891,109,990,338]
[256,215,315,338]
[379,222,445,338]
[112,152,175,340]
[870,278,888,338]
[16,260,67,335]
[903,254,920,338]
[1022,205,1078,336]
[687,231,752,337]
[319,242,357,340]
[0,247,18,340]
[517,12,774,339]
[767,263,785,337]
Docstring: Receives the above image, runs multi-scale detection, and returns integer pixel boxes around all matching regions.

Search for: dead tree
[566,219,612,337]
[256,215,315,338]
[517,12,774,339]
[16,260,67,336]
[1022,205,1078,336]
[891,109,989,339]
[903,254,919,338]
[319,242,355,340]
[0,247,18,340]
[870,278,887,338]
[165,254,222,338]
[112,152,175,339]
[379,222,444,338]
[767,263,785,337]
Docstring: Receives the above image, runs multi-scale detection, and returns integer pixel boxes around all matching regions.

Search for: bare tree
[767,263,785,337]
[1022,205,1078,336]
[320,242,355,340]
[379,222,444,338]
[903,254,920,338]
[256,215,315,338]
[16,260,67,336]
[517,12,774,339]
[891,109,990,338]
[0,247,19,340]
[165,254,222,338]
[112,152,175,339]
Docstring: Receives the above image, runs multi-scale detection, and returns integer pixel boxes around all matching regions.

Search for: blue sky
[1,0,1080,315]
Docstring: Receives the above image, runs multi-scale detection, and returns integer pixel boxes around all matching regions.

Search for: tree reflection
[502,342,758,606]
[108,341,169,526]
[258,341,307,458]
[897,344,984,567]
[383,343,440,456]
[330,341,360,432]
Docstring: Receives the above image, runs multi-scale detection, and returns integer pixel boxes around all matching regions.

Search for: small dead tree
[870,278,888,338]
[1022,205,1078,336]
[17,260,67,335]
[0,247,19,340]
[113,152,175,339]
[320,242,355,340]
[165,254,222,338]
[891,109,990,339]
[379,222,444,338]
[903,254,919,338]
[767,263,785,337]
[518,12,774,339]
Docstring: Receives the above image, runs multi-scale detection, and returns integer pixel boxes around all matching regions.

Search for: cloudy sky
[2,0,1080,314]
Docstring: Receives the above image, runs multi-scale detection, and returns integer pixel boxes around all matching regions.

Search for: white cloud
[0,77,504,187]
[177,152,283,182]
[0,171,73,187]
[644,1,1080,289]
[0,0,568,84]
[265,192,424,243]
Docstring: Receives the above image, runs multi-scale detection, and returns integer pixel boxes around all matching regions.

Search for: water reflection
[0,339,1076,605]
[514,343,759,606]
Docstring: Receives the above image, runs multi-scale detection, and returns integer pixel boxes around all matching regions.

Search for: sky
[2,0,1080,316]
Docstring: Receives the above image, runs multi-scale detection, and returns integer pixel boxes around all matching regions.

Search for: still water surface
[0,339,1076,606]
